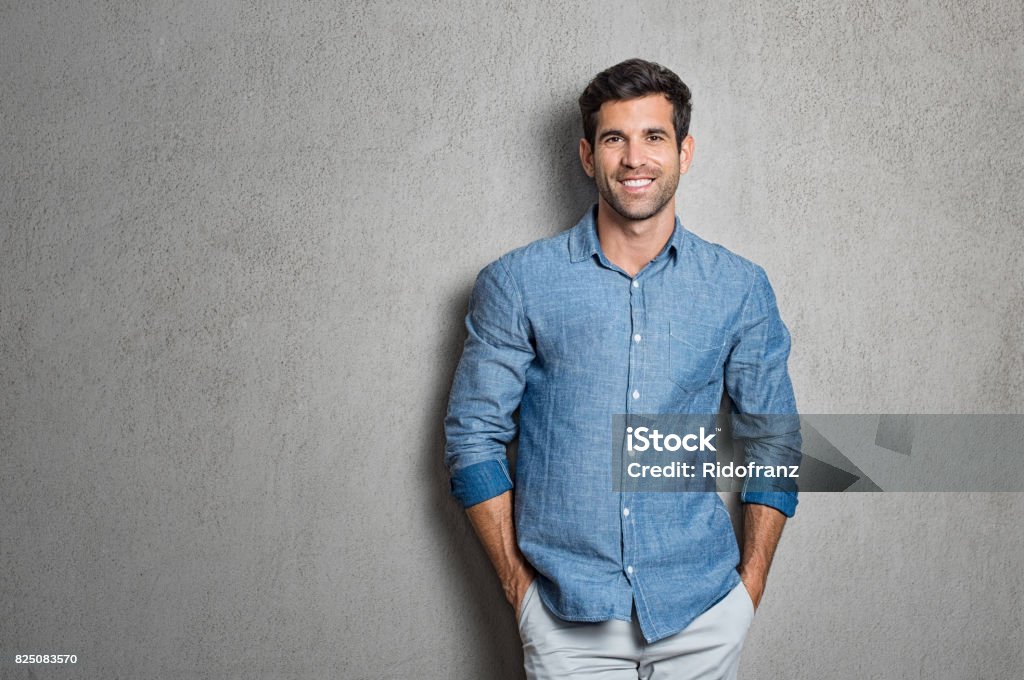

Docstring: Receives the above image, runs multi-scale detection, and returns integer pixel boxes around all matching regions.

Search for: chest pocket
[668,320,728,392]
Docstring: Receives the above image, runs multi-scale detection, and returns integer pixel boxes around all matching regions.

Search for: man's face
[579,95,693,222]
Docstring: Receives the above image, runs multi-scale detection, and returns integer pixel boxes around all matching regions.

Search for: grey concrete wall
[2,1,1021,678]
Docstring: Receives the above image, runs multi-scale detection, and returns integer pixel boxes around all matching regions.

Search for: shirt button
[622,508,630,517]
[632,280,640,288]
[626,565,634,575]
[631,390,640,400]
[633,334,641,343]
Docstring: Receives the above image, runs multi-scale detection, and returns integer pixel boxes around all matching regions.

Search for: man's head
[578,59,695,223]
[578,59,692,152]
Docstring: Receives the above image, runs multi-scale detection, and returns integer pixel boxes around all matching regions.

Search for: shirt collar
[568,204,688,264]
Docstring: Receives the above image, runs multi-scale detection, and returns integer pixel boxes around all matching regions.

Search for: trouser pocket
[517,581,538,629]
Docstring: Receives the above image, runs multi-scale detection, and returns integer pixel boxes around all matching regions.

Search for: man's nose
[622,142,646,168]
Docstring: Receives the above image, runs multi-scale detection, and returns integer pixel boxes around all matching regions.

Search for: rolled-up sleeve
[724,267,802,517]
[444,258,534,508]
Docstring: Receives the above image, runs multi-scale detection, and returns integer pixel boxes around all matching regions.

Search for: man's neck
[595,200,677,277]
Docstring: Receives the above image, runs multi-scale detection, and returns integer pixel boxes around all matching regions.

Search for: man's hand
[737,503,787,612]
[465,491,536,621]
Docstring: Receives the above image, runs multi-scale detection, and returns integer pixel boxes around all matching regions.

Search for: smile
[621,178,653,187]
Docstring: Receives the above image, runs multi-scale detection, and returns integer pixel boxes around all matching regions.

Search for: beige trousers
[518,581,755,680]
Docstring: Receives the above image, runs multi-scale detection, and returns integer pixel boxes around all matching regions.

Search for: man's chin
[607,198,670,222]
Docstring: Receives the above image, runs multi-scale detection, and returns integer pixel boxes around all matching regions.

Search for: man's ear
[678,135,695,175]
[579,138,595,178]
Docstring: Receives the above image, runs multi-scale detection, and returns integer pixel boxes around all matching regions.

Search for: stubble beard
[596,172,679,222]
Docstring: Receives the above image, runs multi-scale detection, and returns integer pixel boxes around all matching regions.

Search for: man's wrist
[506,567,536,618]
[737,564,767,586]
[737,567,766,610]
[503,564,535,597]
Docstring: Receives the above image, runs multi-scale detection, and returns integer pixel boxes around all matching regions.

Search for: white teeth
[622,179,653,187]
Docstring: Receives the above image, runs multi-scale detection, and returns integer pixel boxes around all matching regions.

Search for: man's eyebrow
[598,127,671,140]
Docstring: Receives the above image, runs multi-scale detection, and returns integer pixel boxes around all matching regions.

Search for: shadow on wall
[540,99,598,237]
[417,99,600,679]
[420,281,527,679]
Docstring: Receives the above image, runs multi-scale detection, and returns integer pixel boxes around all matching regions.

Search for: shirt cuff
[450,460,514,508]
[740,486,798,518]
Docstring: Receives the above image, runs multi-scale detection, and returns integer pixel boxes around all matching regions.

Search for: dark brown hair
[578,59,692,150]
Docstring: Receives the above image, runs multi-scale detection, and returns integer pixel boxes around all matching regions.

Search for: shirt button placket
[625,277,641,586]
[629,278,641,409]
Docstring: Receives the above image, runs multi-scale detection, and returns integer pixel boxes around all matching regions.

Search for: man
[444,59,801,679]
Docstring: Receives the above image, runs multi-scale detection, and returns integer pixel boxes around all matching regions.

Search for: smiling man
[445,59,801,679]
[584,94,689,223]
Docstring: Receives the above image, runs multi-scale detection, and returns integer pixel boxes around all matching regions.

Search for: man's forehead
[595,95,674,130]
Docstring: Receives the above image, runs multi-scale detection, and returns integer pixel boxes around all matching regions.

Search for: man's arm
[737,502,786,610]
[724,266,801,609]
[444,259,536,617]
[465,491,536,619]
[445,258,532,508]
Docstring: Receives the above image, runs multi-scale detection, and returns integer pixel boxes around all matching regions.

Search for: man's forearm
[737,502,787,610]
[465,490,535,616]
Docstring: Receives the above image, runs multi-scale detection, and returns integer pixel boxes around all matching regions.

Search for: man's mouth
[620,178,654,191]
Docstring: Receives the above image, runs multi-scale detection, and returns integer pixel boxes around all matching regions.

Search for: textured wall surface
[2,1,1022,678]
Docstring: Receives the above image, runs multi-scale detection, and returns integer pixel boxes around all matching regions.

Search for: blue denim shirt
[444,207,801,643]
